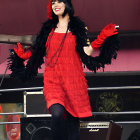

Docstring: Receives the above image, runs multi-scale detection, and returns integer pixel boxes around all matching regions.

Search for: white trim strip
[0,86,140,93]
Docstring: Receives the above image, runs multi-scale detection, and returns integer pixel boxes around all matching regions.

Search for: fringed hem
[46,99,92,118]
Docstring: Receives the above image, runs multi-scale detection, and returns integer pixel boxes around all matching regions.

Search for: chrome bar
[0,122,20,125]
[0,87,43,93]
[1,111,139,116]
[88,86,140,91]
[92,111,140,115]
[25,114,52,118]
[116,121,140,124]
[0,112,24,115]
[0,86,140,93]
[1,121,140,125]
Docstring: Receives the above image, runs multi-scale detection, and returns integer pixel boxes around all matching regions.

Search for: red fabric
[43,31,92,118]
[47,0,52,19]
[13,43,32,60]
[91,23,118,50]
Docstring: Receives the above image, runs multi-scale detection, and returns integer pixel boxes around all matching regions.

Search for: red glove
[13,43,32,60]
[91,23,118,50]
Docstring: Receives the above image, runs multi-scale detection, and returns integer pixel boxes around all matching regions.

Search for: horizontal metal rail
[0,122,20,125]
[0,86,140,125]
[1,111,140,116]
[0,112,24,115]
[0,86,140,93]
[89,86,140,91]
[116,121,140,124]
[92,111,140,115]
[25,114,52,118]
[0,87,43,93]
[1,121,140,125]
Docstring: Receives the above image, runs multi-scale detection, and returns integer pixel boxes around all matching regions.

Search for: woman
[9,0,119,140]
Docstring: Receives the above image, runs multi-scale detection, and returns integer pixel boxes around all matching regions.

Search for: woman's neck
[58,14,69,24]
[55,14,70,33]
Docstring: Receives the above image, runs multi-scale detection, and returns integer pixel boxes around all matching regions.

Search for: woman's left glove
[91,23,118,50]
[13,43,32,60]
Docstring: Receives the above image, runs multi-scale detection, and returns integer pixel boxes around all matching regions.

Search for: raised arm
[84,23,118,56]
[13,43,32,60]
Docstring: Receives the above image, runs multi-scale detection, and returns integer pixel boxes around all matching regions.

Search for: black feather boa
[78,34,120,72]
[8,51,25,80]
[8,16,120,81]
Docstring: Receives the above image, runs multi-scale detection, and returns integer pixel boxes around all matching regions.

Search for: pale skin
[52,1,94,56]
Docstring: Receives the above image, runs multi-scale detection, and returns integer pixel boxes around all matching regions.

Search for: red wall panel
[0,0,140,35]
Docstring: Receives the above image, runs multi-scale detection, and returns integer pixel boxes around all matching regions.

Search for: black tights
[50,104,80,140]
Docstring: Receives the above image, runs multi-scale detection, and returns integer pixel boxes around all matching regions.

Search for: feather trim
[23,19,55,80]
[7,19,55,81]
[8,50,26,80]
[78,34,120,72]
[69,17,120,72]
[7,16,120,81]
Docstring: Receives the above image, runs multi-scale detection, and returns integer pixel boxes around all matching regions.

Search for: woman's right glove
[13,43,32,60]
[91,23,118,50]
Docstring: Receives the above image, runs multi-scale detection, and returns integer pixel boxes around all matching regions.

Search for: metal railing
[0,86,140,125]
[0,86,140,93]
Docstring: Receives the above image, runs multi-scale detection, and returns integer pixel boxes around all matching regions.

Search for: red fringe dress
[43,30,92,118]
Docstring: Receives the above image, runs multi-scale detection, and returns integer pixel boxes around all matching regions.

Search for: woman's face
[52,0,66,16]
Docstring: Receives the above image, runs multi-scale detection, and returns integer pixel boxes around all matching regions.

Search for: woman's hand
[100,23,118,38]
[91,23,119,50]
[13,43,32,60]
[84,23,119,56]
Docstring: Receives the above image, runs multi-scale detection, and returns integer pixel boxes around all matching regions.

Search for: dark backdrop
[0,0,140,35]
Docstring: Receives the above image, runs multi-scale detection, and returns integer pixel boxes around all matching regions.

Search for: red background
[0,0,140,35]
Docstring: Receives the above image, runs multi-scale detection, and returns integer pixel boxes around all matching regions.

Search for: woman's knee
[50,104,65,120]
[52,111,64,121]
